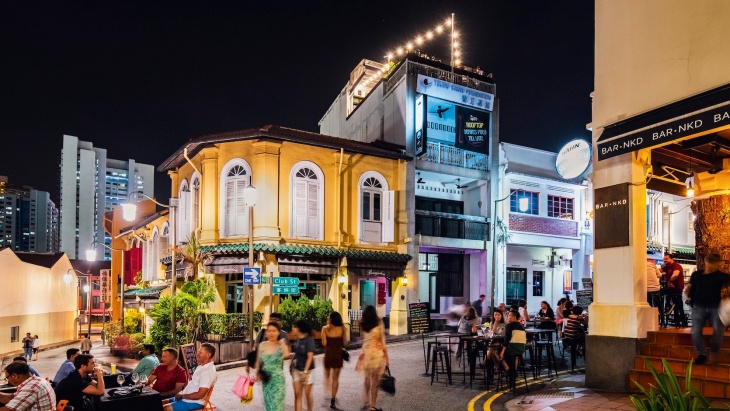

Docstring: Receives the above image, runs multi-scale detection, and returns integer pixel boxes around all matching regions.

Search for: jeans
[23,347,32,359]
[691,305,725,356]
[647,291,660,307]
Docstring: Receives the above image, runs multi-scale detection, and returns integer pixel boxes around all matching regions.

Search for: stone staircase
[630,328,730,399]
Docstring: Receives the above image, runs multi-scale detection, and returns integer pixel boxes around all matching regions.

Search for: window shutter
[225,180,235,236]
[191,185,200,233]
[381,190,395,243]
[235,179,248,236]
[293,180,307,237]
[178,191,191,243]
[158,234,168,260]
[307,181,319,238]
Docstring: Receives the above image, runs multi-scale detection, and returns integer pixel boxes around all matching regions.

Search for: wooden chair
[202,385,216,410]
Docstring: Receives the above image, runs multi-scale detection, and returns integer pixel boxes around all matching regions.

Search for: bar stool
[534,339,557,377]
[496,352,530,394]
[430,345,452,385]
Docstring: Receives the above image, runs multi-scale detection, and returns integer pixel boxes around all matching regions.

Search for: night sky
[0,1,594,203]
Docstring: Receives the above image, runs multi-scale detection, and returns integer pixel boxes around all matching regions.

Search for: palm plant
[178,232,212,280]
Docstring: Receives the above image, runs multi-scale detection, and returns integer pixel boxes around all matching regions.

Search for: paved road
[6,337,502,410]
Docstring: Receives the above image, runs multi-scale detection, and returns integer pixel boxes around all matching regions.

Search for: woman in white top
[32,335,40,360]
[517,300,529,326]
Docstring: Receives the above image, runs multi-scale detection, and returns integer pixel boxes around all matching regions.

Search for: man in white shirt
[165,344,217,411]
[646,258,662,307]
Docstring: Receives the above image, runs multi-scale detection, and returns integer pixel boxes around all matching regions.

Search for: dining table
[459,334,504,387]
[99,386,163,411]
[422,332,468,374]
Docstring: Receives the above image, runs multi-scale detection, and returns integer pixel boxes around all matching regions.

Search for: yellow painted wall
[0,249,78,355]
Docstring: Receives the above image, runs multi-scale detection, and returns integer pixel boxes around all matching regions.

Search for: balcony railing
[425,141,488,171]
[415,210,489,241]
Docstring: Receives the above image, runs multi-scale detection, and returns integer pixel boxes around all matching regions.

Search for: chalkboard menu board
[576,290,593,308]
[409,302,431,334]
[179,344,198,380]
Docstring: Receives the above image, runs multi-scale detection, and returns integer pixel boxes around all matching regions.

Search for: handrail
[415,209,488,223]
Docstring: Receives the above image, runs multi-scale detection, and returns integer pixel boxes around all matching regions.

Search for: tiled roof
[161,243,411,264]
[158,125,411,172]
[124,285,168,297]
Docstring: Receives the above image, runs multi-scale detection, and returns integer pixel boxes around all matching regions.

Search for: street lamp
[68,268,94,339]
[489,191,527,313]
[244,183,257,343]
[121,191,178,347]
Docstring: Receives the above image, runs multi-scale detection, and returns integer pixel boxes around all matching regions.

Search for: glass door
[506,267,527,307]
[360,280,376,309]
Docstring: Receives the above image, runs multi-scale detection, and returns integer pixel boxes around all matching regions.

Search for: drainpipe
[183,146,203,237]
[337,148,344,249]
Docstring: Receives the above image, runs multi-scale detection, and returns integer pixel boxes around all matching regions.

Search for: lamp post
[67,269,95,338]
[86,240,125,343]
[244,183,257,342]
[489,191,527,313]
[122,191,178,347]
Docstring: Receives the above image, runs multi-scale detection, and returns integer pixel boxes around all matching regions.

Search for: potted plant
[206,314,228,342]
[279,295,333,339]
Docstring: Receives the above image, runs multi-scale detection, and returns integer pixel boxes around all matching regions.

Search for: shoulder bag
[379,366,395,395]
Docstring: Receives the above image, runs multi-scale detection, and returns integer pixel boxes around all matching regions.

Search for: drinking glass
[116,374,125,386]
[140,374,148,385]
[131,373,139,384]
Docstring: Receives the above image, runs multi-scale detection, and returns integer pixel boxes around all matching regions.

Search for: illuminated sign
[556,139,591,179]
[415,94,426,156]
[425,97,490,155]
[416,74,494,111]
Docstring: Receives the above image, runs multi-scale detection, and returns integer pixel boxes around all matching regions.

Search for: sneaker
[695,354,707,365]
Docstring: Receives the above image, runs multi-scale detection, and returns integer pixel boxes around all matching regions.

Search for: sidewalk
[503,370,729,411]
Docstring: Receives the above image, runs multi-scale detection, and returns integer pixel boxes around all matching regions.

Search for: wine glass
[131,373,139,385]
[116,374,125,386]
[140,374,148,385]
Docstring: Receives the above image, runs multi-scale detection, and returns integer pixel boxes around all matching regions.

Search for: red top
[151,364,188,395]
[663,262,684,289]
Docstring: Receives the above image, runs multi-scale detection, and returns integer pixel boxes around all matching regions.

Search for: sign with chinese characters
[273,286,300,295]
[416,74,494,111]
[100,269,111,303]
[556,139,591,179]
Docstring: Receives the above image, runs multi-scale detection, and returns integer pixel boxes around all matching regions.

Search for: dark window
[10,326,19,343]
[533,271,544,296]
[437,254,463,297]
[547,195,574,219]
[415,196,464,214]
[509,190,539,215]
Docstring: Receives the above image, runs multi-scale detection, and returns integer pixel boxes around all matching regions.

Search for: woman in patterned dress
[356,305,389,411]
[254,322,290,411]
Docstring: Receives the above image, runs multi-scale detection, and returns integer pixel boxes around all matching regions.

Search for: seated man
[0,361,56,411]
[53,348,80,386]
[498,310,527,388]
[148,348,187,398]
[11,357,39,377]
[132,344,160,378]
[54,354,105,410]
[164,343,217,411]
[562,306,587,370]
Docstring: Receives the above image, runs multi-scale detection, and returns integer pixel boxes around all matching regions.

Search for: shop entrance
[360,279,376,308]
[506,267,527,307]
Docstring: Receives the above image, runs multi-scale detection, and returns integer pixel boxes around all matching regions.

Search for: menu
[576,290,593,308]
[179,344,198,380]
[408,302,431,334]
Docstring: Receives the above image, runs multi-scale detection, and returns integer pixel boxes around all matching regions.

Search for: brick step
[639,343,730,362]
[634,355,730,381]
[645,329,730,349]
[629,369,730,399]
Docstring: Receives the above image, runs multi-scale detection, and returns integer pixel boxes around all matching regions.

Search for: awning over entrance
[346,259,406,279]
[124,285,168,298]
[203,256,249,274]
[277,256,338,275]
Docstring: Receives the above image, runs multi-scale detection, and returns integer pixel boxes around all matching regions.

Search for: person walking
[32,335,40,361]
[646,258,662,307]
[662,252,687,327]
[356,305,389,411]
[473,295,486,318]
[322,312,348,411]
[684,252,730,365]
[80,334,92,354]
[21,333,33,361]
[291,320,315,411]
[253,322,289,411]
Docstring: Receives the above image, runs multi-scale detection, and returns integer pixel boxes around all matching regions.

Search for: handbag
[246,349,257,368]
[231,374,253,399]
[379,366,396,396]
[240,384,255,404]
[342,348,351,362]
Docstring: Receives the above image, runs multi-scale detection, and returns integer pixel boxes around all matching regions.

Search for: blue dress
[260,346,285,411]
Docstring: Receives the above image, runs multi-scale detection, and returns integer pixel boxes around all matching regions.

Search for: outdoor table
[459,335,485,386]
[423,333,467,375]
[99,386,163,411]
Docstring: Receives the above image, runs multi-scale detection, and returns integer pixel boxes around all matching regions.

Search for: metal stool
[430,346,452,385]
[496,352,530,394]
[534,340,558,378]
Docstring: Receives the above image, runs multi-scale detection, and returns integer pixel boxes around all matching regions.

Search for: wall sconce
[401,276,409,287]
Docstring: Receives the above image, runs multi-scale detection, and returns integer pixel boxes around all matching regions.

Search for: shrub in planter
[279,295,333,334]
[630,358,711,411]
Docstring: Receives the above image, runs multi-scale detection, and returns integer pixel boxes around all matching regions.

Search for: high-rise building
[59,135,154,260]
[0,176,59,253]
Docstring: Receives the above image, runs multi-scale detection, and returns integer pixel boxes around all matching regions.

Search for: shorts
[33,348,39,354]
[291,368,315,385]
[170,400,204,411]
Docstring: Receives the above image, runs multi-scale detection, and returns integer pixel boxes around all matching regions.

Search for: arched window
[159,223,169,260]
[290,161,324,240]
[191,173,201,235]
[358,171,394,244]
[144,229,159,281]
[178,180,191,244]
[220,159,252,237]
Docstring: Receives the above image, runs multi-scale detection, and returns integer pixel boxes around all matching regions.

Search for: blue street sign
[272,277,300,286]
[243,267,261,285]
[273,286,300,295]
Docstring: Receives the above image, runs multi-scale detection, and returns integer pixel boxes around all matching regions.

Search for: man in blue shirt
[53,349,80,385]
[131,344,160,378]
[12,356,40,378]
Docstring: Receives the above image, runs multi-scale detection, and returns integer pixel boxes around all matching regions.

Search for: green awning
[124,285,168,297]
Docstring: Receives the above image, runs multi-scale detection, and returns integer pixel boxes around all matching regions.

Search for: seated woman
[485,310,506,370]
[562,306,587,370]
[537,301,557,330]
[517,300,530,326]
[456,307,480,359]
